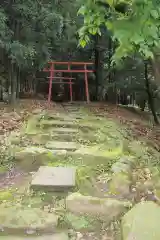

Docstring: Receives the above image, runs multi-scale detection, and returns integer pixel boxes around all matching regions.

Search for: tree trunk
[145,61,159,124]
[94,34,103,100]
[11,63,17,104]
[108,36,112,83]
[152,53,160,86]
[16,67,21,98]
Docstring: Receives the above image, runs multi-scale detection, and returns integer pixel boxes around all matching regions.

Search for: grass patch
[0,190,14,201]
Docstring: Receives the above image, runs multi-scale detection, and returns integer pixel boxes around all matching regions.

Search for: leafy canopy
[0,0,79,70]
[78,0,160,63]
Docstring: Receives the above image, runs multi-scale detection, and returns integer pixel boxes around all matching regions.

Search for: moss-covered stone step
[39,120,78,129]
[74,145,123,158]
[51,128,78,134]
[122,201,160,240]
[13,147,67,171]
[31,166,76,191]
[30,130,78,144]
[15,147,67,160]
[0,205,58,235]
[43,112,77,121]
[45,141,79,151]
[39,119,96,131]
[49,134,76,142]
[0,233,69,240]
[66,192,131,224]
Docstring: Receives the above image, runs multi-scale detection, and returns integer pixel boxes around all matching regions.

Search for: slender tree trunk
[11,62,17,104]
[108,36,112,83]
[94,34,103,100]
[152,53,160,86]
[94,34,100,100]
[16,67,20,98]
[145,61,159,124]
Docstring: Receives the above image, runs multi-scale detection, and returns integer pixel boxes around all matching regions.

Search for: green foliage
[0,9,12,47]
[78,0,160,63]
[78,1,106,47]
[0,0,80,71]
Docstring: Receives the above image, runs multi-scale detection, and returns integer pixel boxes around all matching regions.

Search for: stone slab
[54,116,77,121]
[15,147,67,159]
[68,114,84,119]
[41,120,77,128]
[31,166,76,191]
[0,205,58,234]
[0,233,69,240]
[51,128,78,134]
[50,135,75,142]
[67,109,80,112]
[66,193,131,224]
[45,141,78,151]
[122,201,160,240]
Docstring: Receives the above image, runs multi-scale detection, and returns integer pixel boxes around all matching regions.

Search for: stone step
[51,134,76,142]
[29,129,78,144]
[50,135,77,142]
[66,109,80,112]
[68,114,84,119]
[0,205,59,236]
[31,134,75,144]
[67,111,80,114]
[44,112,76,121]
[40,120,78,128]
[14,147,67,166]
[51,128,78,134]
[31,166,76,191]
[0,233,69,239]
[45,141,78,151]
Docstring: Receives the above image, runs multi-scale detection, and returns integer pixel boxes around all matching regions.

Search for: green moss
[21,196,43,207]
[0,190,13,201]
[89,198,104,204]
[100,146,123,158]
[0,166,8,173]
[108,172,131,197]
[64,212,99,231]
[25,116,42,135]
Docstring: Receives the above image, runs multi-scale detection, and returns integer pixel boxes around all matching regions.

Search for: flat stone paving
[67,109,80,112]
[31,166,76,191]
[45,141,78,151]
[51,128,78,133]
[41,120,77,127]
[68,114,84,119]
[0,233,69,240]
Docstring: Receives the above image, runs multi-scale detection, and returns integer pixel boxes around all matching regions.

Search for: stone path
[45,141,78,151]
[51,128,78,133]
[0,104,96,239]
[0,233,69,240]
[30,105,83,192]
[40,120,78,128]
[0,103,141,240]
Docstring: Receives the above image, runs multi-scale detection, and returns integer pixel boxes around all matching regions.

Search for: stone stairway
[2,103,146,240]
[29,105,84,192]
[0,233,69,240]
[2,104,92,239]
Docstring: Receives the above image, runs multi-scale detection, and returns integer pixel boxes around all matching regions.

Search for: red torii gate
[47,76,75,102]
[43,61,94,104]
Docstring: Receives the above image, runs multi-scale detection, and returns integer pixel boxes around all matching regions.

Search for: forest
[0,0,160,123]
